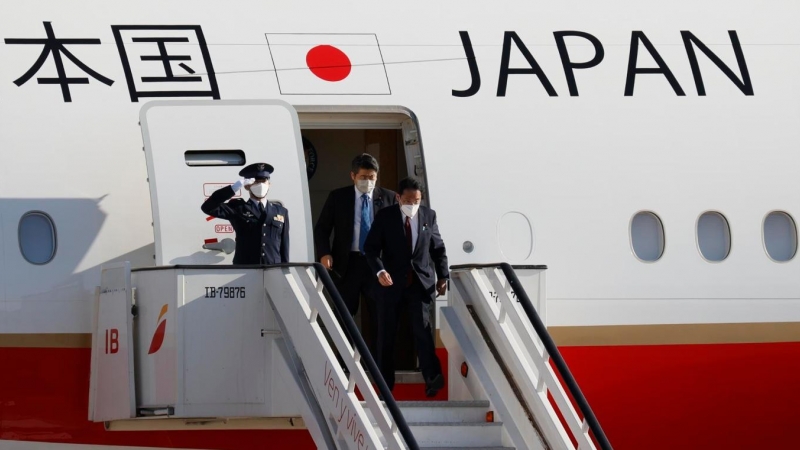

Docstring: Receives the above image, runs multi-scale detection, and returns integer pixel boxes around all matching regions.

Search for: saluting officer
[201,163,289,265]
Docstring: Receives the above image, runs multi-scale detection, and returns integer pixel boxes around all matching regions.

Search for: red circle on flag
[306,45,351,82]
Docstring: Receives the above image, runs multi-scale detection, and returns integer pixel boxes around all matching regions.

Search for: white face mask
[250,182,269,199]
[401,204,420,218]
[356,179,376,194]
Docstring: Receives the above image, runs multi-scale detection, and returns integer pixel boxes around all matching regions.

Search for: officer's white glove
[231,178,255,192]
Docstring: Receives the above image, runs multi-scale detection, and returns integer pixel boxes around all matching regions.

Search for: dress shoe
[425,374,444,397]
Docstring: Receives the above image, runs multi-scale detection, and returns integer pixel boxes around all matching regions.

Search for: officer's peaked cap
[239,162,274,180]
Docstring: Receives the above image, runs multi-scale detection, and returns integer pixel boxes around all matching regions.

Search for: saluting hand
[378,271,393,287]
[231,178,257,192]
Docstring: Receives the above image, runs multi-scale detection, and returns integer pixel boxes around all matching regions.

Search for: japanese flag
[265,33,391,95]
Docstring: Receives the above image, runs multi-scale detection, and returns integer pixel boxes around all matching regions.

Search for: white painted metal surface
[445,267,595,450]
[92,263,406,449]
[0,5,797,446]
[89,263,405,448]
[366,401,516,449]
[440,303,545,450]
[85,258,604,450]
[140,100,312,266]
[481,267,547,327]
[180,270,270,409]
[89,262,136,421]
[263,265,407,450]
[124,267,305,419]
[131,268,178,409]
[0,2,797,336]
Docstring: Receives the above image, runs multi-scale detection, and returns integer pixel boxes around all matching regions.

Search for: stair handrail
[261,262,420,449]
[450,262,612,450]
[310,262,420,450]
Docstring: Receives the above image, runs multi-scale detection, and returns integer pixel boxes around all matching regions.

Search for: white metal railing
[448,265,607,450]
[263,264,412,450]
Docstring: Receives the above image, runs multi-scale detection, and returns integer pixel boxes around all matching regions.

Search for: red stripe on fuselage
[559,342,800,449]
[0,347,315,449]
[1,344,799,448]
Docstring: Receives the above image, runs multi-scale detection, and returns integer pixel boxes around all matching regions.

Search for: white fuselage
[1,0,798,337]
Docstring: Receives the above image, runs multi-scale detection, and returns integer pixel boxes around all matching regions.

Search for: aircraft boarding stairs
[89,261,611,450]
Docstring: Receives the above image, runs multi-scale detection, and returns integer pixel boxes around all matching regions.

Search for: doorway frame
[296,105,434,380]
[294,105,431,206]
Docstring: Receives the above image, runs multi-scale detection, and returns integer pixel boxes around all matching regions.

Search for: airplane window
[763,211,797,262]
[696,212,731,262]
[630,211,665,262]
[184,150,245,166]
[18,211,57,265]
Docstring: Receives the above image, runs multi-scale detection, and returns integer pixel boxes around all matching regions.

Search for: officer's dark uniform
[201,163,290,265]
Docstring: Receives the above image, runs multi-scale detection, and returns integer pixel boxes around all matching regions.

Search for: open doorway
[303,128,407,221]
[298,108,425,374]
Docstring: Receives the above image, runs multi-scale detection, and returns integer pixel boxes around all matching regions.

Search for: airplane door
[140,100,312,265]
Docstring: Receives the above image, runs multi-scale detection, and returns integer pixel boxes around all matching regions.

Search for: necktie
[258,201,265,215]
[358,194,371,253]
[405,216,413,286]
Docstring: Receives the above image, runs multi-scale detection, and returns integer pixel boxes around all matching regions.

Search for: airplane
[1,1,798,449]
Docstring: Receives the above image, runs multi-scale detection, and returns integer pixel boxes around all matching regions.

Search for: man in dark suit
[365,177,448,397]
[201,162,289,264]
[314,153,396,316]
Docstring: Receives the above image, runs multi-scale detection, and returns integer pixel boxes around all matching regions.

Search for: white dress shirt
[249,197,268,210]
[403,211,419,253]
[377,210,419,278]
[351,186,374,251]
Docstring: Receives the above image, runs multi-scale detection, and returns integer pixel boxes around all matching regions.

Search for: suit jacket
[364,204,449,302]
[201,186,289,265]
[314,186,396,277]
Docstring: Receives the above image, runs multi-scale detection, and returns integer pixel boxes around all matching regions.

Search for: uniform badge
[275,214,285,223]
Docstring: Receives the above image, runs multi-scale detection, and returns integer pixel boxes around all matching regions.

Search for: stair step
[397,400,490,408]
[363,400,492,424]
[363,400,505,447]
[408,422,505,447]
[399,400,491,423]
